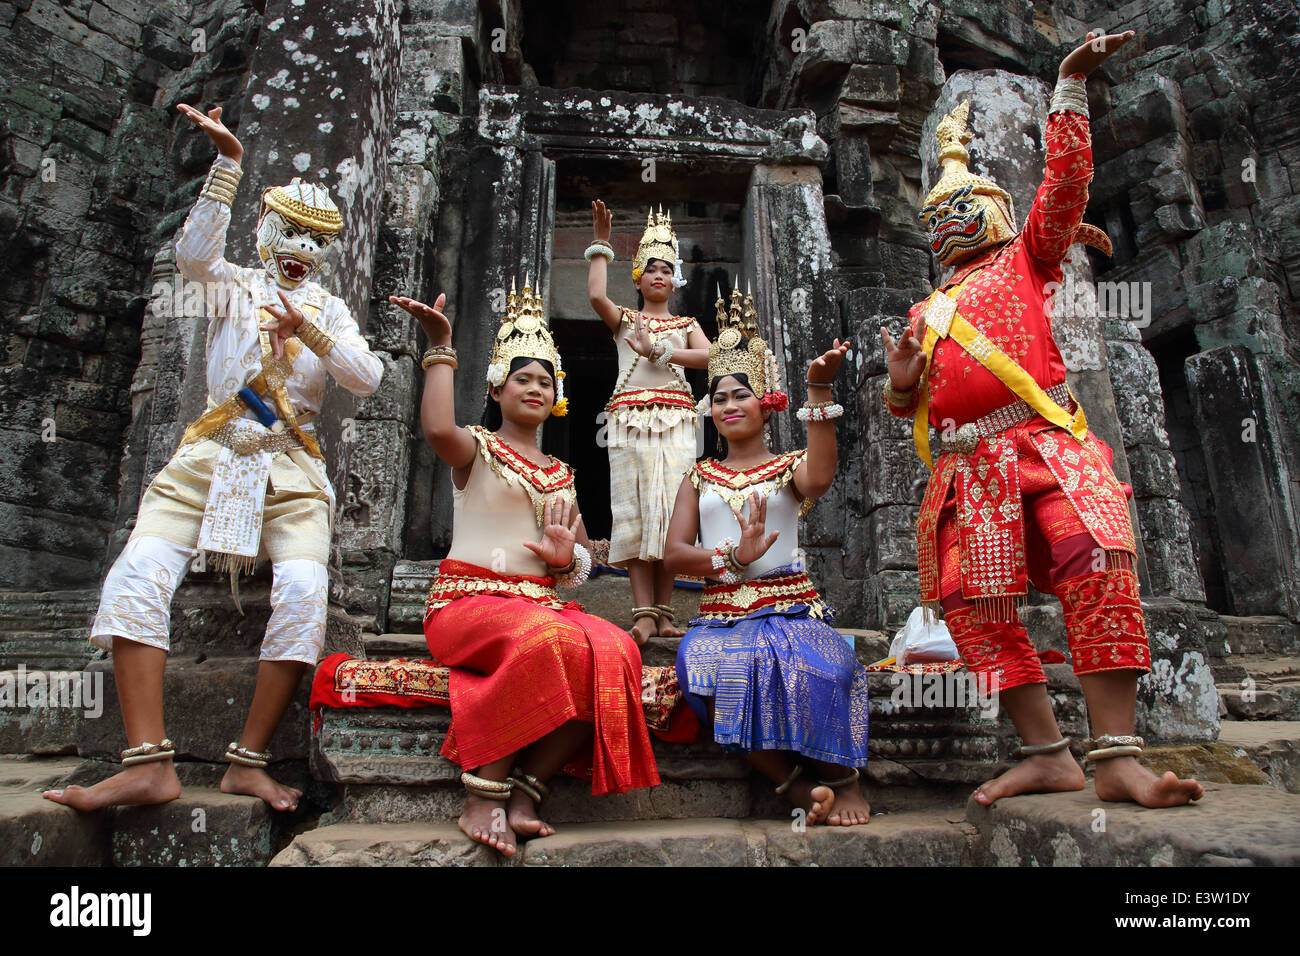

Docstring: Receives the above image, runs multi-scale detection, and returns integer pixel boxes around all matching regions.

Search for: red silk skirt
[424,559,660,795]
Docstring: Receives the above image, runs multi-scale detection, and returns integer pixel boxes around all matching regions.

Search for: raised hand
[261,290,304,359]
[389,293,451,347]
[177,103,242,163]
[523,497,582,570]
[592,199,613,242]
[732,492,780,567]
[879,315,927,391]
[808,338,851,386]
[624,311,655,359]
[1059,30,1135,79]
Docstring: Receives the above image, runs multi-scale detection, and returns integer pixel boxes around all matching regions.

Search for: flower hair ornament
[707,279,789,412]
[633,206,687,290]
[486,275,568,416]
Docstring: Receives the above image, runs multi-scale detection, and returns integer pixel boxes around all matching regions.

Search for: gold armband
[296,319,336,357]
[199,159,242,207]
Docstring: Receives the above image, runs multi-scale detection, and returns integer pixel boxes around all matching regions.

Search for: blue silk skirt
[676,602,870,767]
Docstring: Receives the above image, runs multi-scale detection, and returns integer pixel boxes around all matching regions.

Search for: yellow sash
[178,304,324,460]
[913,287,1087,468]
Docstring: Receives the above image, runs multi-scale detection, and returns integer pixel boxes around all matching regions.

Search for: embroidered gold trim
[467,425,577,526]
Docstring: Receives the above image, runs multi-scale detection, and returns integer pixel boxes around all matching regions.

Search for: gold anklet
[1085,744,1144,762]
[774,764,803,795]
[461,771,513,800]
[1017,737,1072,758]
[226,742,272,768]
[121,739,176,766]
[508,772,549,804]
[818,767,860,789]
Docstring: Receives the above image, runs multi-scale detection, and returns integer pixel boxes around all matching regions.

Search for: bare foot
[972,749,1086,806]
[506,788,555,839]
[787,779,836,825]
[458,793,515,856]
[220,763,302,811]
[630,616,656,646]
[825,784,871,826]
[1094,757,1203,807]
[43,761,181,811]
[656,614,685,638]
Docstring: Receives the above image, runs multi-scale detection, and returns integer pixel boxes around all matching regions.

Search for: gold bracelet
[883,381,917,408]
[296,319,336,357]
[421,345,457,370]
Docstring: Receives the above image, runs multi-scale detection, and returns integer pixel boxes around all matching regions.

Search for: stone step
[1214,656,1300,721]
[271,811,975,867]
[1212,615,1300,658]
[274,781,1300,867]
[0,755,316,866]
[0,667,99,755]
[73,656,312,762]
[361,630,891,670]
[1216,721,1300,793]
[968,782,1300,867]
[0,756,107,865]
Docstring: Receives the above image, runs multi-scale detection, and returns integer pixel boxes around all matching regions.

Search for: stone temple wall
[0,0,1296,656]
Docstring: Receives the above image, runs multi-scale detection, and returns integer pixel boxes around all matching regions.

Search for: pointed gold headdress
[632,206,687,289]
[487,275,567,416]
[706,280,788,411]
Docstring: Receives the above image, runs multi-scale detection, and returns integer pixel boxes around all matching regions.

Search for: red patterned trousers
[936,480,1151,692]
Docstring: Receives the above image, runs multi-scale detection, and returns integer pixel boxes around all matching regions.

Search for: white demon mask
[256,179,343,288]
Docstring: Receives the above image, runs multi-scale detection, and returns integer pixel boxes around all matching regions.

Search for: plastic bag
[887,606,959,665]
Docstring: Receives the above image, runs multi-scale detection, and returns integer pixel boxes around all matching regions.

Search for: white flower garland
[554,542,591,589]
[584,243,614,262]
[652,340,674,366]
[796,402,844,422]
[710,537,742,584]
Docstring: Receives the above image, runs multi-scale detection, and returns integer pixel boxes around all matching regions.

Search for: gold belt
[208,422,304,457]
[939,382,1073,455]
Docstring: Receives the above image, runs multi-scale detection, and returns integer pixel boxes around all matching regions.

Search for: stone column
[1186,346,1300,620]
[742,163,861,619]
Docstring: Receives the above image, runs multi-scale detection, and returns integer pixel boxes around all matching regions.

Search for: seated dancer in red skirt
[390,280,659,857]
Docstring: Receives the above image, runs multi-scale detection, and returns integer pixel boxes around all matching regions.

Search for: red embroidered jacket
[890,107,1093,427]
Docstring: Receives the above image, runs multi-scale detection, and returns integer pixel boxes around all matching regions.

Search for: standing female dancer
[664,289,871,826]
[390,279,659,857]
[586,201,712,643]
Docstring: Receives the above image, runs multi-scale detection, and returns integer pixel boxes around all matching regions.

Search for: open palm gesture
[389,293,451,347]
[177,103,242,163]
[523,497,582,569]
[732,492,780,566]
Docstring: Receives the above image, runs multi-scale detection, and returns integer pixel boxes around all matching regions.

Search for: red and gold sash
[425,558,575,613]
[696,569,831,622]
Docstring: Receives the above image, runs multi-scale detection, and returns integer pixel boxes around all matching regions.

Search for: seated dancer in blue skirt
[664,287,870,826]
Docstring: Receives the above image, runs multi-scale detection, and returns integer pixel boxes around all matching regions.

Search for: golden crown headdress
[921,101,1015,219]
[632,206,687,288]
[707,280,788,411]
[486,275,567,415]
[261,178,343,234]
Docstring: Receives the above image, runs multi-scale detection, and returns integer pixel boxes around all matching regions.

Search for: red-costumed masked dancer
[880,32,1202,807]
[390,279,659,858]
